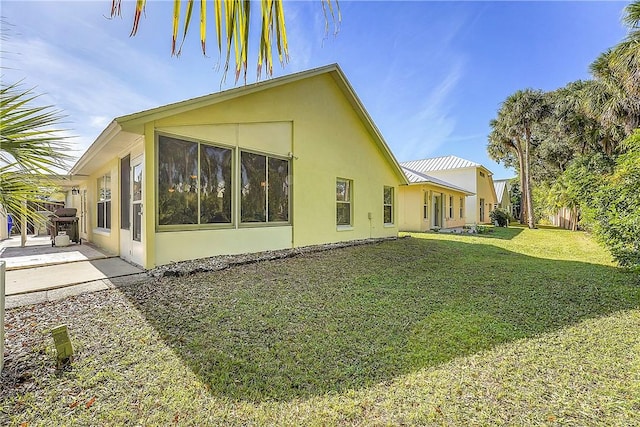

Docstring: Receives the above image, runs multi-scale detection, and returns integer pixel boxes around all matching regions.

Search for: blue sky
[1,1,631,179]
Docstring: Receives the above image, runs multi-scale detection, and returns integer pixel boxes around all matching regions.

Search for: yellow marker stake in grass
[51,325,74,368]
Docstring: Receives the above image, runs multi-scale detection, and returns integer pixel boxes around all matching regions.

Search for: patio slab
[4,258,144,296]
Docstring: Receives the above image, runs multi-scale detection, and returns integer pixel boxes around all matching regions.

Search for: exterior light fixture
[71,187,79,195]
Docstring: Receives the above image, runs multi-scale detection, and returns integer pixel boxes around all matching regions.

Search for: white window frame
[423,191,428,220]
[383,186,394,225]
[336,178,353,229]
[96,174,111,230]
[449,195,454,219]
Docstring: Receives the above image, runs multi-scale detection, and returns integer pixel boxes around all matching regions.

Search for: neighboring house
[493,178,513,216]
[399,167,474,231]
[400,156,498,224]
[66,64,408,269]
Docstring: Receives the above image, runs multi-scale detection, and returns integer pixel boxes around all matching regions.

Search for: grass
[2,225,639,425]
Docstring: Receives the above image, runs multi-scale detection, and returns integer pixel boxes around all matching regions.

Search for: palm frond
[0,82,72,174]
[623,1,640,29]
[111,0,339,83]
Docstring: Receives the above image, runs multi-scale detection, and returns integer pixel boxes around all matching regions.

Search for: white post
[1,260,5,373]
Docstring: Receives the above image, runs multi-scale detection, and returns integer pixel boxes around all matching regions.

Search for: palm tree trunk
[524,133,536,229]
[515,142,527,225]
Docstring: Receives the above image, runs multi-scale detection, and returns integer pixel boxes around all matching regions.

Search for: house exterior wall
[419,167,497,224]
[83,159,121,255]
[495,185,511,213]
[398,184,468,231]
[476,170,498,223]
[443,192,467,229]
[135,73,402,268]
[419,168,480,223]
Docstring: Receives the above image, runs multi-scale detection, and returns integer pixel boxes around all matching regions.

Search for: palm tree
[111,0,341,82]
[589,1,640,136]
[0,82,71,243]
[488,89,549,229]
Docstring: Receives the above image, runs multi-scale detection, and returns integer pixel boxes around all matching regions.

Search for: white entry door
[130,156,144,266]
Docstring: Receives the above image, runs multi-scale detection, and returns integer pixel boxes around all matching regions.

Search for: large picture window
[240,151,289,223]
[384,186,394,225]
[158,135,232,226]
[97,174,111,229]
[200,145,233,224]
[336,178,352,226]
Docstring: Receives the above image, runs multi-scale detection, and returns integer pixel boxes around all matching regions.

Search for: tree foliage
[488,1,640,268]
[488,89,549,228]
[590,131,640,269]
[0,82,71,224]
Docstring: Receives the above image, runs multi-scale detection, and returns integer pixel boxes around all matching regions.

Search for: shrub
[592,131,640,269]
[490,208,510,227]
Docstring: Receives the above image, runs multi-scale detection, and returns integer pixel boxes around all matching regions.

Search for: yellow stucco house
[398,167,474,232]
[400,156,498,224]
[65,64,408,269]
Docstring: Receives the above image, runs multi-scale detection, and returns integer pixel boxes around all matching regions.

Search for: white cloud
[89,116,111,129]
[389,58,465,162]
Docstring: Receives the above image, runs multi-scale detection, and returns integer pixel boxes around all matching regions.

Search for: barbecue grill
[48,208,81,246]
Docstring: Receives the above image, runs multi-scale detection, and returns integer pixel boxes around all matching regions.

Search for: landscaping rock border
[149,237,399,278]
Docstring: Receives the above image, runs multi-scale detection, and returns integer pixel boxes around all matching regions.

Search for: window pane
[268,157,289,222]
[337,202,351,226]
[133,163,143,202]
[158,136,198,225]
[105,200,111,229]
[384,205,392,224]
[97,201,105,228]
[104,175,111,201]
[241,152,266,222]
[336,180,350,202]
[133,203,142,242]
[200,145,232,224]
[384,187,392,205]
[98,177,106,201]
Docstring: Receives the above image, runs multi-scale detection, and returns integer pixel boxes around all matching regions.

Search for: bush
[592,131,640,269]
[490,208,510,227]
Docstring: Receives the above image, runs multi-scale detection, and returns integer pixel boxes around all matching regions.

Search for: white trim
[93,228,111,236]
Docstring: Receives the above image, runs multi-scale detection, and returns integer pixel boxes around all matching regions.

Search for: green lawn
[2,225,639,425]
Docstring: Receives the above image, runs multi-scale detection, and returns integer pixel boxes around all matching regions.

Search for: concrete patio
[1,235,147,309]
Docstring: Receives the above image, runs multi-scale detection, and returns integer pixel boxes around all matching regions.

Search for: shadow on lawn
[119,238,639,403]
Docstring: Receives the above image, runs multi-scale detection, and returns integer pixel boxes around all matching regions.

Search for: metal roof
[400,155,482,173]
[401,167,474,195]
[494,180,508,199]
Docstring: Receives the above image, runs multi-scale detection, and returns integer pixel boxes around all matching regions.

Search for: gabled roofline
[115,64,343,129]
[69,120,121,175]
[328,66,408,185]
[402,166,474,195]
[72,64,408,185]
